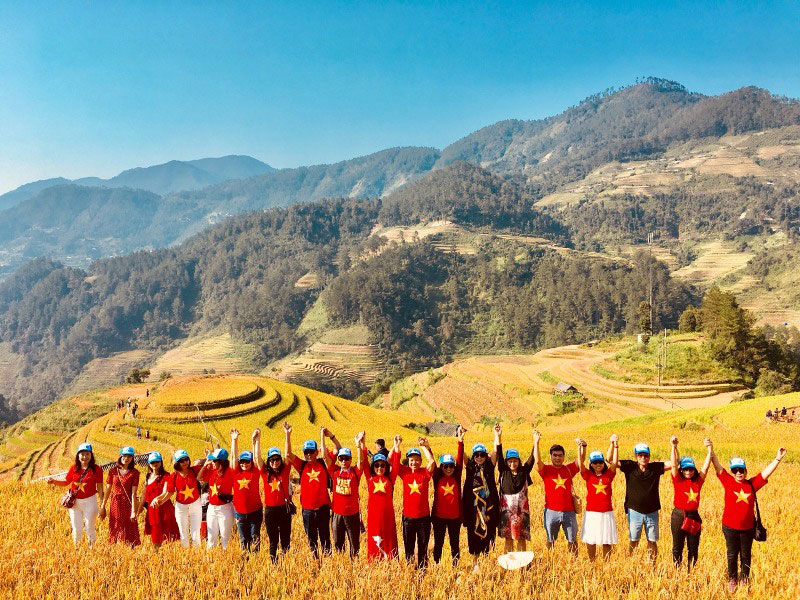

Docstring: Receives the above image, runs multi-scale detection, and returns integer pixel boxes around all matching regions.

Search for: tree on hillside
[638,301,652,334]
[125,368,150,384]
[678,306,699,332]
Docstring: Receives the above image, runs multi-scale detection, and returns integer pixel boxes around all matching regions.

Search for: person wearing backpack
[669,437,712,571]
[257,423,294,561]
[288,426,334,558]
[709,440,787,592]
[167,449,205,548]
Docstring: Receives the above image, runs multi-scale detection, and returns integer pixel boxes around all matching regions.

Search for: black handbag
[279,476,297,516]
[750,481,767,542]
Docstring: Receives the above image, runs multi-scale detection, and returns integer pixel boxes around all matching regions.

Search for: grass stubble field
[1,373,799,598]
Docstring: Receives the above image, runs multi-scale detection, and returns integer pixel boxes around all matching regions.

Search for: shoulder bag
[60,467,91,509]
[749,481,767,542]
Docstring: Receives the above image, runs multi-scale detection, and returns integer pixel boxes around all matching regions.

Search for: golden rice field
[2,376,800,598]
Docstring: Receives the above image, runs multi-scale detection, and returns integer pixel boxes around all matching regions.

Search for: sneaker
[727,577,738,593]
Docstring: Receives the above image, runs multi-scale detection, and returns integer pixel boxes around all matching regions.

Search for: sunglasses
[373,462,387,468]
[731,467,746,474]
[179,457,190,463]
[442,464,455,468]
[303,450,316,456]
[338,456,351,461]
[473,453,488,458]
[590,460,604,465]
[268,456,281,462]
[240,459,252,464]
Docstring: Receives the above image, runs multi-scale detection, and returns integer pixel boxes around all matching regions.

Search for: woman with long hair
[258,423,294,561]
[461,423,500,572]
[168,449,204,547]
[362,434,399,561]
[669,436,712,571]
[198,446,235,549]
[579,435,618,560]
[47,442,104,547]
[99,446,140,546]
[231,428,263,552]
[137,452,179,547]
[432,425,465,565]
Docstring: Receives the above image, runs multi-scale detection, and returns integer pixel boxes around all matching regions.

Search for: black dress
[461,458,499,555]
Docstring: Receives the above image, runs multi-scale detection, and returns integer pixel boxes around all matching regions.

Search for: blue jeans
[302,504,331,557]
[543,509,577,543]
[235,509,263,551]
[627,508,659,542]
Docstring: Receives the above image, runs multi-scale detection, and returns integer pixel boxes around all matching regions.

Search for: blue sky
[1,1,799,193]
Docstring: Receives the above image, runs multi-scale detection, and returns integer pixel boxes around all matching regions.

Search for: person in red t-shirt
[231,428,263,552]
[137,452,180,547]
[361,437,399,561]
[289,427,333,558]
[99,446,141,547]
[323,428,363,556]
[48,442,104,547]
[669,436,712,571]
[256,424,294,561]
[198,446,236,549]
[579,434,618,560]
[165,449,205,548]
[710,441,786,592]
[533,430,582,554]
[395,435,436,568]
[432,425,465,564]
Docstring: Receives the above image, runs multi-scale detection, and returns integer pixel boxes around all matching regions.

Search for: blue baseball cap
[173,449,189,463]
[505,448,520,460]
[148,452,163,464]
[337,447,352,459]
[208,448,229,461]
[472,443,488,455]
[239,451,254,462]
[589,451,605,463]
[302,440,318,452]
[120,446,135,456]
[267,448,281,459]
[440,454,455,466]
[679,457,697,470]
[371,453,388,464]
[406,447,422,458]
[634,443,651,456]
[77,443,93,454]
[730,457,747,470]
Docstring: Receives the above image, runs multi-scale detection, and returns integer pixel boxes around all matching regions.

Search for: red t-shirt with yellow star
[232,465,262,514]
[581,468,616,512]
[718,470,767,530]
[291,456,330,510]
[672,474,705,511]
[261,464,292,508]
[66,465,104,499]
[203,467,235,506]
[539,463,580,511]
[169,465,202,505]
[396,465,432,518]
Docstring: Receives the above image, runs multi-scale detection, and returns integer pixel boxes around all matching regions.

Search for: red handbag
[680,512,702,535]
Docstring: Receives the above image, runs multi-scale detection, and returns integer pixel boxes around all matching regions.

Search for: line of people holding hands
[49,422,786,591]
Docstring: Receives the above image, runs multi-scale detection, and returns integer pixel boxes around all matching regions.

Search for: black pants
[432,516,461,564]
[302,505,331,558]
[670,508,701,569]
[264,506,291,560]
[332,513,361,556]
[466,523,496,556]
[402,516,431,568]
[722,525,755,580]
[235,509,263,552]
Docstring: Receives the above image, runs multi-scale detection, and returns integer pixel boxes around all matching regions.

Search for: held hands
[494,422,501,434]
[610,434,619,445]
[533,429,541,443]
[393,434,402,448]
[704,438,713,449]
[98,507,107,520]
[456,425,466,442]
[418,436,431,449]
[252,428,261,442]
[670,435,679,446]
[355,431,366,447]
[575,438,587,448]
[282,422,291,434]
[230,429,240,441]
[777,447,787,461]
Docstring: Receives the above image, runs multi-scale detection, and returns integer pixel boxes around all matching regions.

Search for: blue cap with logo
[634,443,651,456]
[406,447,422,458]
[208,448,229,461]
[371,453,388,464]
[239,451,254,462]
[267,447,282,459]
[505,448,520,460]
[730,457,747,470]
[679,457,697,470]
[302,440,318,452]
[440,453,455,466]
[337,447,352,459]
[148,452,163,464]
[120,446,135,457]
[77,443,93,454]
[173,449,189,463]
[589,451,605,463]
[472,443,488,455]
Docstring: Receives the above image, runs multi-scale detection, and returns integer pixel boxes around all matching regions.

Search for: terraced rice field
[63,349,155,398]
[672,240,754,287]
[147,333,257,379]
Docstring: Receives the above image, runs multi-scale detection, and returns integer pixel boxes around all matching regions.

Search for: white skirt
[581,510,618,545]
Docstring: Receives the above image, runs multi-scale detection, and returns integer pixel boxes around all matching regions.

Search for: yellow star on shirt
[372,479,387,493]
[553,475,567,489]
[72,481,87,493]
[441,482,455,496]
[592,481,608,495]
[237,478,251,490]
[306,468,321,482]
[209,483,219,497]
[734,488,751,503]
[269,479,281,492]
[408,479,422,495]
[684,487,699,504]
[179,486,196,501]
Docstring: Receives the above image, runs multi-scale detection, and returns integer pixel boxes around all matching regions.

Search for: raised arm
[609,434,619,473]
[283,422,295,464]
[525,428,536,468]
[320,427,332,468]
[699,439,712,479]
[456,426,465,469]
[328,428,342,452]
[576,438,587,472]
[419,437,435,472]
[761,447,787,481]
[355,431,365,472]
[670,436,680,478]
[253,428,264,470]
[663,435,677,471]
[230,429,240,470]
[706,439,723,475]
[533,429,544,472]
[491,422,501,466]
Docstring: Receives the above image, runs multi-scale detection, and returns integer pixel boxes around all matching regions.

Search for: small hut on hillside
[426,422,460,437]
[553,382,579,395]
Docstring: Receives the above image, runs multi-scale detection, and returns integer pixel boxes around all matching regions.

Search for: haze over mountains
[2,77,800,423]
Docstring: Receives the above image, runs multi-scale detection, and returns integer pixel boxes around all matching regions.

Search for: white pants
[174,498,203,547]
[206,503,234,549]
[68,495,98,546]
